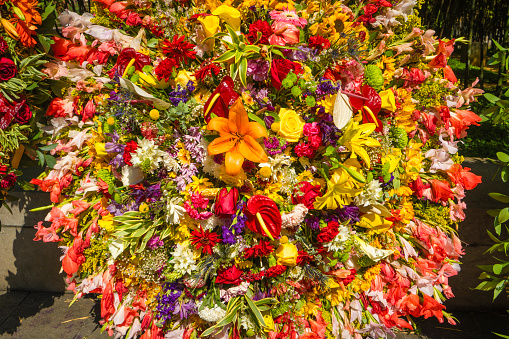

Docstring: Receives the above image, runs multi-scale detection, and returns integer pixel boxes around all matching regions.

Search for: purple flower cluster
[336,204,360,224]
[315,79,340,98]
[147,235,164,249]
[155,282,184,323]
[167,81,195,106]
[263,136,289,156]
[246,60,269,81]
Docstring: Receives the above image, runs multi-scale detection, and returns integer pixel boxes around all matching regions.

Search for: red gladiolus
[444,65,457,83]
[428,53,447,68]
[203,76,239,123]
[446,163,482,190]
[190,227,220,254]
[162,35,197,64]
[430,179,454,202]
[420,294,445,322]
[101,281,116,321]
[214,187,239,217]
[245,195,282,240]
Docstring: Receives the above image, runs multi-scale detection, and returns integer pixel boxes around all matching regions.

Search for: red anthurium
[203,76,239,123]
[245,195,282,240]
[349,85,383,132]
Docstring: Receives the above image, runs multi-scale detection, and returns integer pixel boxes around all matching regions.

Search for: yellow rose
[278,108,305,142]
[275,241,298,266]
[175,70,196,88]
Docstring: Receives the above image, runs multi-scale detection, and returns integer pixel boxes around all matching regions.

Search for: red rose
[0,57,17,81]
[1,172,16,188]
[215,187,239,217]
[13,103,32,125]
[292,181,322,209]
[270,58,302,90]
[216,265,243,285]
[247,20,273,45]
[308,36,330,51]
[126,12,142,26]
[0,96,26,129]
[265,265,286,277]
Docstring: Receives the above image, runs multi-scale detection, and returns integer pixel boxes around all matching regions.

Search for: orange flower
[207,98,268,176]
[11,0,42,48]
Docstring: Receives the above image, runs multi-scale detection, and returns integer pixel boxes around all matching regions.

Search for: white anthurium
[355,236,393,262]
[332,91,353,130]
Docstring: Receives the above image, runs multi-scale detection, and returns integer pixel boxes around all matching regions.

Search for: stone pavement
[0,291,507,339]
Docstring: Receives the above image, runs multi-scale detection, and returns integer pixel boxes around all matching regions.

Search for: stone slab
[0,226,66,292]
[0,191,50,228]
[0,292,108,339]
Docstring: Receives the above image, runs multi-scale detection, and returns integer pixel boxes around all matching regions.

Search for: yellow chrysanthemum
[376,56,396,85]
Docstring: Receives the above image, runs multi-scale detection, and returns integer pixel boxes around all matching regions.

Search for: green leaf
[488,209,501,217]
[41,1,56,20]
[43,155,56,168]
[234,50,243,64]
[247,113,267,132]
[239,58,248,87]
[337,163,366,183]
[146,38,158,48]
[489,193,509,204]
[214,50,236,63]
[225,25,240,46]
[485,93,501,104]
[36,150,44,166]
[496,152,509,163]
[493,262,509,275]
[498,208,509,223]
[502,167,509,183]
[245,295,266,327]
[38,143,59,151]
[493,279,506,300]
[492,40,508,52]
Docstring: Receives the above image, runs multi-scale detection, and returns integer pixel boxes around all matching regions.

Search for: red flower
[214,187,239,217]
[408,176,430,199]
[194,62,221,81]
[0,96,27,129]
[296,250,314,265]
[245,195,282,240]
[446,163,482,191]
[190,227,220,255]
[270,58,303,90]
[0,57,17,81]
[162,35,197,64]
[317,221,340,243]
[243,239,274,259]
[108,48,151,78]
[430,179,454,202]
[308,36,330,52]
[216,264,243,285]
[265,265,286,277]
[247,20,273,45]
[420,294,445,322]
[123,140,138,166]
[155,58,178,82]
[292,181,322,209]
[203,76,239,122]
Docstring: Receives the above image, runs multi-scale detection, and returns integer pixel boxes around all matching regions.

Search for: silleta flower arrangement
[31,0,484,338]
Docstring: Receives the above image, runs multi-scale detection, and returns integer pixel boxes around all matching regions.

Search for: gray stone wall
[0,159,508,310]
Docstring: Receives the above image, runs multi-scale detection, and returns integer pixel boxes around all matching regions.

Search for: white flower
[166,197,186,224]
[199,216,220,231]
[169,244,197,276]
[121,166,144,186]
[131,139,167,173]
[324,224,351,252]
[163,152,180,172]
[197,302,227,323]
[259,154,292,181]
[355,180,383,207]
[425,148,454,172]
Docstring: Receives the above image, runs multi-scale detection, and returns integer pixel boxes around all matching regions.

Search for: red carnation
[291,181,322,209]
[296,250,314,265]
[123,140,138,166]
[155,58,178,82]
[247,20,273,45]
[162,35,197,64]
[265,265,286,277]
[308,36,330,52]
[194,62,221,82]
[316,221,340,243]
[190,227,220,255]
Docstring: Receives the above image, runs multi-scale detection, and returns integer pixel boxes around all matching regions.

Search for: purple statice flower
[183,127,206,163]
[286,46,312,61]
[167,81,195,106]
[147,235,164,249]
[130,182,162,204]
[246,59,270,81]
[305,215,320,230]
[336,204,360,224]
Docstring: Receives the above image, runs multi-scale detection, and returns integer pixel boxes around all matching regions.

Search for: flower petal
[246,121,268,140]
[228,98,249,135]
[208,135,235,155]
[225,149,244,176]
[207,117,230,135]
[239,135,268,163]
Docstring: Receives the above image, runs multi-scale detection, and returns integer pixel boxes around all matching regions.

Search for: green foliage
[459,123,509,158]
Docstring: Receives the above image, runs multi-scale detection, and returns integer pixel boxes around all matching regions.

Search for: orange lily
[207,98,268,176]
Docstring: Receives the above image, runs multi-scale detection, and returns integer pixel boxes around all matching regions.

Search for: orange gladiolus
[207,98,268,176]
